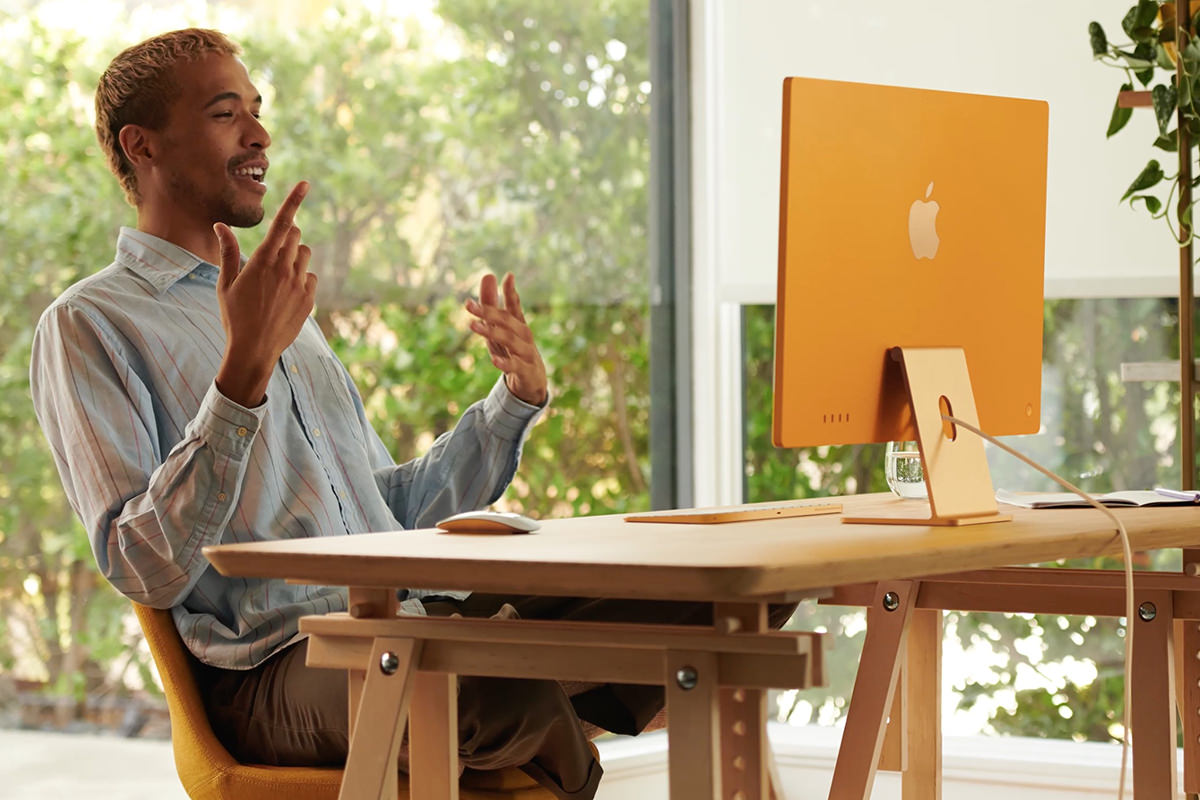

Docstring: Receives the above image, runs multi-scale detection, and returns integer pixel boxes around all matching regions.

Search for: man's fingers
[479,273,500,308]
[502,273,527,323]
[213,223,241,289]
[279,225,302,272]
[295,243,313,276]
[263,181,309,251]
[470,317,535,361]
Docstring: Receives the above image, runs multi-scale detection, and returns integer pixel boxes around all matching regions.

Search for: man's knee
[457,676,571,764]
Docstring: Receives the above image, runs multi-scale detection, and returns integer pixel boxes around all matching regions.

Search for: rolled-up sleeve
[31,301,265,608]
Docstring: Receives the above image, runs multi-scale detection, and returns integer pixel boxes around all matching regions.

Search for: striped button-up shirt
[31,228,544,669]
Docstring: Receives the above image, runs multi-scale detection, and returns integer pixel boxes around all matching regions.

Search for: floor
[2,728,187,799]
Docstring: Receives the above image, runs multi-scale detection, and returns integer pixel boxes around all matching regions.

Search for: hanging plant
[1090,0,1200,235]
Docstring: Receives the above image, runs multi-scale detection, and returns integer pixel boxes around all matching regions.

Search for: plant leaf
[1094,20,1108,55]
[1115,48,1157,68]
[1122,4,1138,36]
[1108,82,1135,137]
[1158,42,1177,69]
[1134,42,1157,85]
[1153,84,1178,134]
[1121,160,1163,201]
[1185,35,1200,66]
[1132,194,1163,214]
[1123,2,1158,43]
[1136,0,1159,27]
[1154,132,1180,152]
[1089,21,1108,57]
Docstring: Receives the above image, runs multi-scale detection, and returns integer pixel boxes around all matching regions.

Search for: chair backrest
[133,603,343,798]
[132,603,243,786]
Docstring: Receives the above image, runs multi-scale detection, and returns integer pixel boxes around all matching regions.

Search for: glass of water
[885,441,927,499]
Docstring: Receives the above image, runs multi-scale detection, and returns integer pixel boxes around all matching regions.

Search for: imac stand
[841,347,1011,526]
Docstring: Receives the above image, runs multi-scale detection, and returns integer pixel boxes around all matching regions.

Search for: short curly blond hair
[95,28,240,206]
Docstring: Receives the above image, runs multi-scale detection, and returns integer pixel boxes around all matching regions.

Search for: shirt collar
[114,227,213,294]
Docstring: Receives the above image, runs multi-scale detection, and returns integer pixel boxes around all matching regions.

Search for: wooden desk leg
[340,637,422,800]
[717,603,771,800]
[901,609,941,800]
[1132,589,1177,800]
[348,670,365,736]
[1176,618,1200,795]
[410,671,459,800]
[666,649,721,800]
[828,581,918,800]
[877,671,907,773]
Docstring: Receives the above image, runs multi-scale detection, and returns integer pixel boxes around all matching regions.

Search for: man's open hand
[213,181,317,406]
[465,273,548,406]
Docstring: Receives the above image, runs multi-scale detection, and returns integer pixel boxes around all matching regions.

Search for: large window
[745,298,1183,737]
[1,0,653,730]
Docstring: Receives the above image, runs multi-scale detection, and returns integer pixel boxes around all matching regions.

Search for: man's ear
[118,124,155,170]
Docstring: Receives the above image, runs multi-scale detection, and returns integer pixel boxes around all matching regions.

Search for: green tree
[1,0,653,720]
[0,18,141,709]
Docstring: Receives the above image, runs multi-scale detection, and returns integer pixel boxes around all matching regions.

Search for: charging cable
[944,413,1136,799]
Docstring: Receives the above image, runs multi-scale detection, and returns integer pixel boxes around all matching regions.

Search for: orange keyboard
[624,502,842,525]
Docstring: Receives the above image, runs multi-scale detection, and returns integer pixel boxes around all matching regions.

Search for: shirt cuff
[484,376,549,441]
[196,382,269,458]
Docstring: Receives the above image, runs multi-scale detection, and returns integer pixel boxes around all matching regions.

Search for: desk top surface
[203,494,1200,602]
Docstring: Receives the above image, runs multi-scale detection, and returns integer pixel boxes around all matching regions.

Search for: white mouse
[435,510,541,534]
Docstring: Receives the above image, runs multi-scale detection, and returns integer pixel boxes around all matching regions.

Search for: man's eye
[213,111,233,118]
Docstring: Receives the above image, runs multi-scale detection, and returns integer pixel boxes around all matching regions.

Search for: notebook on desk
[624,500,842,525]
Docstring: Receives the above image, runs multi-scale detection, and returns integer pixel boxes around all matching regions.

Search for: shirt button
[217,492,227,502]
[290,364,299,373]
[236,426,248,437]
[312,428,321,437]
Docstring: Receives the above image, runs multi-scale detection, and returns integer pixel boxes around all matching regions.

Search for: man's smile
[231,159,268,193]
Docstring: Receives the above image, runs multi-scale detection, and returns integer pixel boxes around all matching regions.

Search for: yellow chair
[132,603,556,799]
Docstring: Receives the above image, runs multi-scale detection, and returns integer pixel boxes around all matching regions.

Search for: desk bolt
[675,666,699,690]
[1138,602,1157,622]
[882,592,901,612]
[380,651,400,675]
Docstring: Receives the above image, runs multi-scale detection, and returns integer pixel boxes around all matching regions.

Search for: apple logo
[908,181,940,260]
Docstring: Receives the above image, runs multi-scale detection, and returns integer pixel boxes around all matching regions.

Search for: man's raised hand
[213,181,318,407]
[465,273,548,406]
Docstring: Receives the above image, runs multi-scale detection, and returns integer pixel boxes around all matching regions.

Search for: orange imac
[771,77,1049,525]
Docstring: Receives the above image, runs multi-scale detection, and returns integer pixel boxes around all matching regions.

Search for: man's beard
[168,171,265,228]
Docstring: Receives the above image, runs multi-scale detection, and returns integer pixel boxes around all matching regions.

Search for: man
[33,27,797,798]
[31,28,599,798]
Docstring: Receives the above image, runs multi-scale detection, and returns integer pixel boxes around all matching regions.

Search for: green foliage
[1,0,651,712]
[0,15,136,702]
[1090,2,1200,239]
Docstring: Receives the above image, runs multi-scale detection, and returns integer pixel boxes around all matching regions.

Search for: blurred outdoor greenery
[1,0,1188,747]
[1,0,650,714]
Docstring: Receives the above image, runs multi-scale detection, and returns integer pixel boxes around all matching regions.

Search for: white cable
[943,413,1136,799]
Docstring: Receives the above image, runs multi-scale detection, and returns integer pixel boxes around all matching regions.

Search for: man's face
[149,52,271,228]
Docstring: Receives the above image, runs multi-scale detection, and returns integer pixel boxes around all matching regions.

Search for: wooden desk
[204,493,1200,800]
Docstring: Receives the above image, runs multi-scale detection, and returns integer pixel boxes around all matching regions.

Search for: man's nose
[244,116,271,150]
